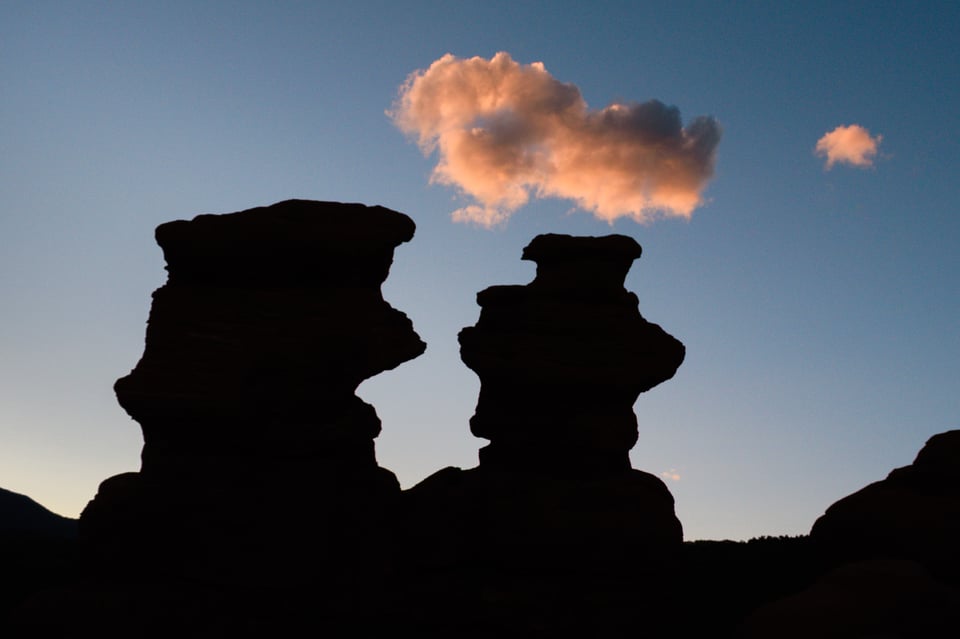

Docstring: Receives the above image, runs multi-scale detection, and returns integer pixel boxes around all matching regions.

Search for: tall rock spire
[402,233,685,636]
[459,233,685,476]
[82,200,425,589]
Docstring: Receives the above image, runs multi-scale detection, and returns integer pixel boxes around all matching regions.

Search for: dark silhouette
[0,488,77,540]
[739,558,960,638]
[72,200,424,635]
[811,429,960,583]
[400,233,685,636]
[682,536,822,636]
[460,233,685,476]
[740,430,960,637]
[0,489,78,622]
[8,200,959,637]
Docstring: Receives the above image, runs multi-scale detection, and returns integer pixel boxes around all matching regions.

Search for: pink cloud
[390,52,721,228]
[815,124,882,169]
[661,469,681,482]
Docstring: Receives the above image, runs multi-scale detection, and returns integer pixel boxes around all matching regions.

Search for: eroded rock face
[73,224,688,635]
[400,234,685,636]
[459,233,685,476]
[81,200,425,587]
[809,429,960,584]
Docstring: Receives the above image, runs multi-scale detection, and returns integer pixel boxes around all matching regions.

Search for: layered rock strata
[402,234,686,636]
[459,233,685,476]
[81,200,425,589]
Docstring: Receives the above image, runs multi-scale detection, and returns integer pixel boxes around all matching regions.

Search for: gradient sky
[2,1,958,541]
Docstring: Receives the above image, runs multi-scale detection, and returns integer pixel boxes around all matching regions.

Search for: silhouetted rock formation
[738,431,960,637]
[810,429,960,584]
[21,200,960,637]
[739,559,960,638]
[0,488,77,539]
[80,200,425,591]
[459,233,684,476]
[401,234,685,636]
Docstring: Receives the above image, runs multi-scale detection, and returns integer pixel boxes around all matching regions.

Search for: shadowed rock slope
[810,429,960,583]
[740,430,960,638]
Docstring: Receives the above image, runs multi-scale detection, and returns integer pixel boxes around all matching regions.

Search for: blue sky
[2,1,958,540]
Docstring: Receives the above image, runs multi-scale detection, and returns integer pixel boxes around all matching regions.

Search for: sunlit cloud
[389,52,721,228]
[815,124,882,169]
[661,469,681,481]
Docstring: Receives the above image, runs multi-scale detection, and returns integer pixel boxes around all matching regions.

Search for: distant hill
[0,487,78,539]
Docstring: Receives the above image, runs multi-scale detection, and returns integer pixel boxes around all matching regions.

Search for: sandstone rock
[81,200,425,589]
[459,233,685,477]
[399,234,685,636]
[810,429,960,584]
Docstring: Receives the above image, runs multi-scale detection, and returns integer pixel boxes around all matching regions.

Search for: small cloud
[815,124,882,169]
[661,469,681,481]
[389,52,721,228]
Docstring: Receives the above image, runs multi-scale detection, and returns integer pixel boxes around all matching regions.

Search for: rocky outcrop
[459,233,685,476]
[80,200,425,590]
[738,431,960,638]
[810,429,960,583]
[401,234,685,636]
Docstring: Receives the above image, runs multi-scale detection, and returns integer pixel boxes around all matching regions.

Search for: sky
[2,1,958,541]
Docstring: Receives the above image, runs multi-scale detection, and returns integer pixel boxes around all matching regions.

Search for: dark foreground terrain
[2,530,818,637]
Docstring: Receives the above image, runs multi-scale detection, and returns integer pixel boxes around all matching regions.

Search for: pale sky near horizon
[2,1,959,541]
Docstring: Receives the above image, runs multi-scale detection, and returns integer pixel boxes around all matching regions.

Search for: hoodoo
[402,233,685,636]
[459,233,685,475]
[81,200,425,590]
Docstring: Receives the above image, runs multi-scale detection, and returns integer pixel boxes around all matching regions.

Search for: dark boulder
[810,429,960,584]
[739,430,960,638]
